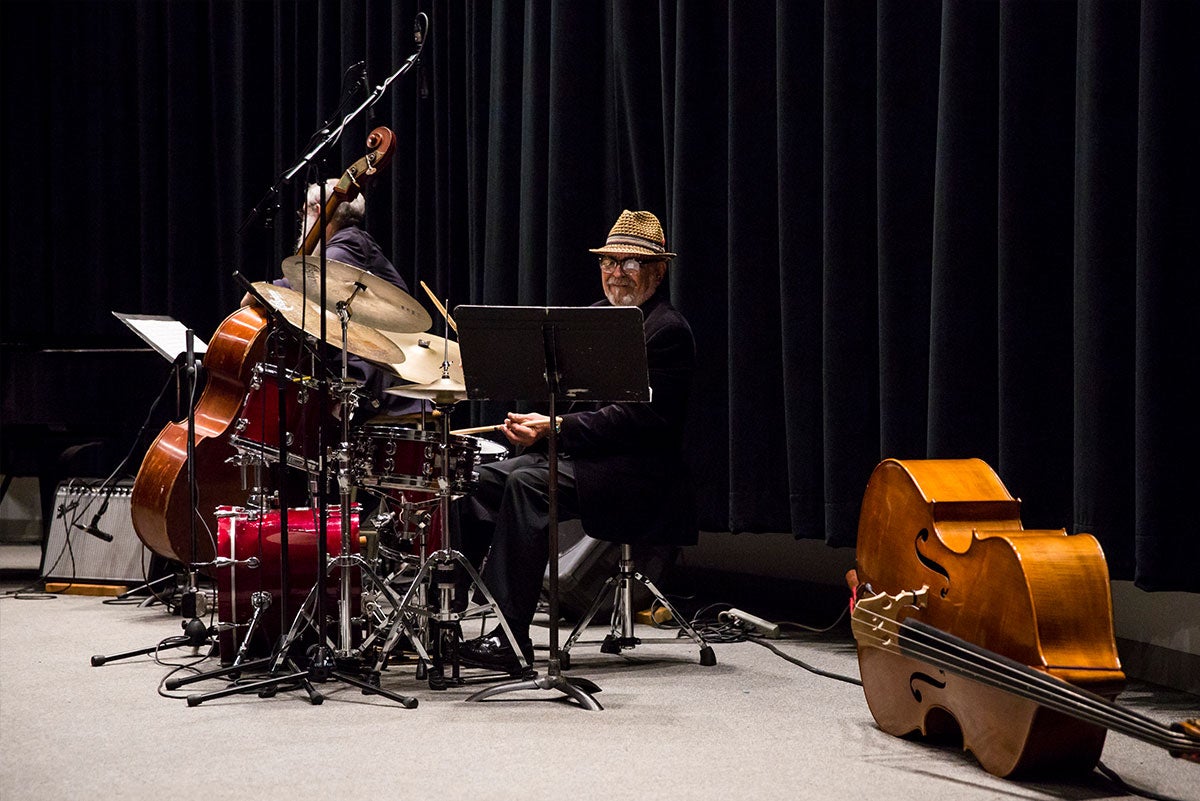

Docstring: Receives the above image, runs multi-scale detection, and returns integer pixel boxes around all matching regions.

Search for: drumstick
[452,424,503,436]
[420,280,458,334]
[453,417,555,436]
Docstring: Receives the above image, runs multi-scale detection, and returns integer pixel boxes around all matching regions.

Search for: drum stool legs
[558,543,716,669]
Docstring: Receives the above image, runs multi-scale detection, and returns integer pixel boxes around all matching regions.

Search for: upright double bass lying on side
[850,458,1199,778]
[129,127,397,565]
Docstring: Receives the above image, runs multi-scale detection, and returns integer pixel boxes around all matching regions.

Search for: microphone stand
[239,12,429,238]
[178,331,211,648]
[183,20,429,705]
[91,332,216,667]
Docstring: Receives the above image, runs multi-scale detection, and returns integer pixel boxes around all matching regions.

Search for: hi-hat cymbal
[378,331,465,386]
[384,376,469,404]
[281,255,432,334]
[251,282,406,366]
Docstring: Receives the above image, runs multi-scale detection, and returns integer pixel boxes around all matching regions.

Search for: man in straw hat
[455,210,697,673]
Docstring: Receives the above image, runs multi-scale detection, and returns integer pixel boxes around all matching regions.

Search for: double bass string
[852,605,1200,755]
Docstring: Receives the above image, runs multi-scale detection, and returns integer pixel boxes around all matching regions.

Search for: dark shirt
[557,288,698,545]
[277,224,408,296]
[278,224,422,420]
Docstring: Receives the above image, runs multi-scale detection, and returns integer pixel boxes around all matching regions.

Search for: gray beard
[604,287,641,306]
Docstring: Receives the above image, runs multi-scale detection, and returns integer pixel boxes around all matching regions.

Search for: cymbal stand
[163,291,318,696]
[185,290,417,708]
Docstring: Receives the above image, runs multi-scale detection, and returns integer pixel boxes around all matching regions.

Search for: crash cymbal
[251,282,406,366]
[280,255,432,334]
[377,331,465,386]
[384,376,469,404]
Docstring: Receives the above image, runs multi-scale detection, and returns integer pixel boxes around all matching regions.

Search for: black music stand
[453,305,650,710]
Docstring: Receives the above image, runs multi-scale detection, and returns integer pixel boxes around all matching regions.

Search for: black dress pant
[455,452,580,641]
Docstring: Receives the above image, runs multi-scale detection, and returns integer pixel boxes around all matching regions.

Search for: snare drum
[214,504,360,662]
[230,362,338,474]
[352,423,481,495]
[465,435,510,465]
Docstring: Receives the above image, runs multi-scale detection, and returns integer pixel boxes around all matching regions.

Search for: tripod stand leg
[330,668,418,708]
[115,573,177,602]
[559,574,621,667]
[186,665,319,707]
[91,635,194,666]
[164,656,273,690]
[163,591,277,689]
[465,672,603,710]
[455,554,535,676]
[183,581,323,705]
[633,571,717,667]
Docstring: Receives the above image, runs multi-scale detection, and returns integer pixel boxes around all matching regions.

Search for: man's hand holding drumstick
[454,412,563,448]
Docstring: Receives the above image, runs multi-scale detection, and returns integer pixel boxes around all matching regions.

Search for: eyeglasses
[599,256,650,274]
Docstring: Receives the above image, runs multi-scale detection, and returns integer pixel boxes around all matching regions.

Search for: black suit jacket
[557,288,698,545]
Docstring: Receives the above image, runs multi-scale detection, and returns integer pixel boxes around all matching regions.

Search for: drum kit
[181,257,528,704]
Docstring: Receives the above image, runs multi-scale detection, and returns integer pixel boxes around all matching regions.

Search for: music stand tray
[113,312,208,364]
[454,305,650,709]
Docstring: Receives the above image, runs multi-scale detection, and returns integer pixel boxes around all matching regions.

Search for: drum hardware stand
[92,331,218,667]
[188,286,420,708]
[368,309,535,688]
[379,385,535,691]
[213,21,430,700]
[163,560,273,691]
[234,271,323,652]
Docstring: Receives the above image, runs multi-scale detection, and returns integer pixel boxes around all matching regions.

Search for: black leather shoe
[458,634,534,674]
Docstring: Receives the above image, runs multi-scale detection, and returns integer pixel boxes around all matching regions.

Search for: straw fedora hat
[588,210,676,260]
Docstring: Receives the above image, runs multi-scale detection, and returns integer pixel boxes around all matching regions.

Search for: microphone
[74,491,114,542]
[74,521,114,543]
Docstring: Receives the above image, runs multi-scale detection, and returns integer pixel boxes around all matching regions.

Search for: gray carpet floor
[1,571,1198,801]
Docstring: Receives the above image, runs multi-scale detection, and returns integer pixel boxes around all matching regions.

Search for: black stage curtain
[2,1,1197,591]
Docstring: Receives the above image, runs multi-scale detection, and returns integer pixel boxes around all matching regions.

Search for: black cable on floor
[744,635,863,687]
[1095,759,1191,801]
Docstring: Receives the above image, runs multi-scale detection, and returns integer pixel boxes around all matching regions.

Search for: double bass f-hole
[914,528,951,597]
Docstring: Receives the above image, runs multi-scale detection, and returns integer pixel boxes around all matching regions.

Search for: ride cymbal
[250,282,406,366]
[280,255,432,333]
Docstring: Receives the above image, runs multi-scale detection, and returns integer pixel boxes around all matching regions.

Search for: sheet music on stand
[113,312,208,364]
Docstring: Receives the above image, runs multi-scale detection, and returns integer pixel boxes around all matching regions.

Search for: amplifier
[42,480,151,585]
